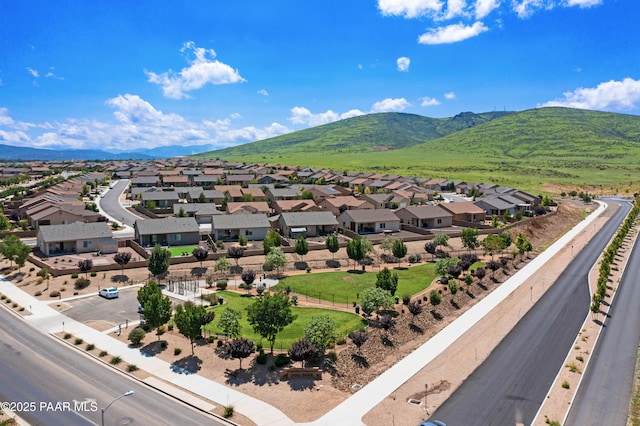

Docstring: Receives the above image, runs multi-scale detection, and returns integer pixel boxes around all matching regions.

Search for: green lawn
[272,263,437,305]
[204,291,366,350]
[166,246,198,257]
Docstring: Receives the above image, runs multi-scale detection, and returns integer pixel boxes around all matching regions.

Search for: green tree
[174,301,207,355]
[460,227,479,251]
[192,246,209,268]
[147,244,171,279]
[128,327,146,345]
[514,233,533,260]
[294,236,309,262]
[0,212,11,230]
[376,267,399,296]
[218,308,242,339]
[379,236,397,254]
[144,291,172,340]
[113,251,132,276]
[176,207,188,217]
[346,237,371,270]
[288,338,317,367]
[246,292,296,354]
[433,234,450,251]
[360,287,394,317]
[303,315,338,353]
[264,247,288,275]
[391,238,408,267]
[0,235,27,268]
[214,257,232,279]
[325,234,340,260]
[137,280,160,309]
[481,234,503,259]
[13,241,32,271]
[198,192,207,203]
[263,230,283,255]
[435,257,459,280]
[429,290,442,310]
[227,338,255,369]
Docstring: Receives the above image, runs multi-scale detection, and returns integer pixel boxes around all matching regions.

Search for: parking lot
[62,286,141,327]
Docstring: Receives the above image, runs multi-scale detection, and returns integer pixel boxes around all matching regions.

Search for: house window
[245,230,253,236]
[173,234,182,242]
[83,241,92,248]
[380,223,386,229]
[437,219,442,224]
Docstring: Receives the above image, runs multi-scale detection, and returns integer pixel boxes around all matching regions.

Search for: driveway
[62,286,141,326]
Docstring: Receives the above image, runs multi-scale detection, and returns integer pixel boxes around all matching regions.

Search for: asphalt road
[63,287,141,326]
[98,179,142,227]
[0,306,225,426]
[565,209,640,425]
[428,200,632,426]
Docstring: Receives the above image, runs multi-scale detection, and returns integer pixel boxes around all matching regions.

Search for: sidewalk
[0,201,606,426]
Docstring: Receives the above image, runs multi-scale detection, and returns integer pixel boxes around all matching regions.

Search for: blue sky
[1,0,639,153]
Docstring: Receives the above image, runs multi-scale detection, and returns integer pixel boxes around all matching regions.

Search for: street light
[101,390,134,426]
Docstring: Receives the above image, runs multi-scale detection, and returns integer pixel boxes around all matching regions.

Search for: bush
[90,271,97,277]
[336,337,347,345]
[99,350,108,357]
[34,291,42,297]
[128,328,146,345]
[127,364,139,372]
[402,293,411,305]
[63,333,72,339]
[71,273,79,279]
[74,278,90,289]
[408,253,422,263]
[156,325,166,336]
[326,351,338,362]
[256,349,267,365]
[223,405,234,418]
[217,339,223,348]
[274,354,290,367]
[110,356,122,365]
[561,380,570,389]
[74,338,83,345]
[216,280,228,290]
[0,295,5,300]
[141,323,151,332]
[174,347,182,356]
[36,277,44,284]
[29,267,35,272]
[576,355,584,362]
[86,343,95,351]
[160,341,168,349]
[216,240,225,249]
[208,336,215,343]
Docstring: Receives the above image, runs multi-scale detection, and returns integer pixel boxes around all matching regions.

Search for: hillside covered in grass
[197,107,640,192]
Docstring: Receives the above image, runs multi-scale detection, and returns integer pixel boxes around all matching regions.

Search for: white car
[99,287,119,299]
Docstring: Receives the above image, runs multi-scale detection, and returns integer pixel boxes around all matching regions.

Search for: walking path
[0,201,607,426]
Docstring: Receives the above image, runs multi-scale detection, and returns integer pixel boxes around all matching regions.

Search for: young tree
[429,290,442,312]
[349,330,368,354]
[303,315,338,353]
[226,338,255,369]
[0,212,11,230]
[360,287,394,317]
[486,260,501,280]
[375,267,399,296]
[137,280,161,308]
[192,246,209,268]
[391,238,408,267]
[424,241,437,261]
[433,234,450,253]
[346,237,370,270]
[113,251,132,276]
[448,280,459,304]
[214,257,232,279]
[294,236,309,263]
[148,244,171,279]
[481,234,503,259]
[379,236,397,255]
[325,234,340,260]
[247,292,296,354]
[263,230,283,255]
[77,259,93,279]
[460,227,479,251]
[288,338,317,367]
[227,245,245,267]
[435,257,459,281]
[13,241,32,272]
[515,233,533,260]
[218,308,242,339]
[263,247,288,276]
[174,301,207,355]
[144,291,172,340]
[241,269,256,292]
[176,207,188,217]
[407,301,423,324]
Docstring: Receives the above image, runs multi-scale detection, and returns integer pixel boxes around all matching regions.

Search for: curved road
[429,200,631,425]
[566,206,640,425]
[98,179,143,227]
[0,306,224,426]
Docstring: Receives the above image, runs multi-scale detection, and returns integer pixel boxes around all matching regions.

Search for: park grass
[166,246,197,257]
[272,263,437,305]
[204,291,366,350]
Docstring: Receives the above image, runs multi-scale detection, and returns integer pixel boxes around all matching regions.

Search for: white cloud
[0,108,14,126]
[512,0,554,18]
[257,89,269,96]
[397,56,411,72]
[377,0,444,18]
[443,0,469,19]
[444,92,457,99]
[421,96,441,106]
[26,68,39,78]
[145,41,245,99]
[372,98,411,112]
[288,107,366,126]
[540,78,640,111]
[474,0,500,18]
[566,0,601,7]
[418,21,488,44]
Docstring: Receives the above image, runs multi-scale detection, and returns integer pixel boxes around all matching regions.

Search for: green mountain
[198,107,640,192]
[206,111,513,158]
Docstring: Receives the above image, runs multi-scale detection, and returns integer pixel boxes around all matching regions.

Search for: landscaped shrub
[128,328,146,345]
[402,293,411,305]
[110,356,122,365]
[74,277,90,289]
[74,338,83,345]
[208,336,215,344]
[326,351,338,362]
[71,273,79,279]
[86,343,95,351]
[0,295,5,300]
[223,405,234,418]
[274,354,290,367]
[216,280,228,290]
[174,347,182,356]
[90,271,97,277]
[256,349,267,364]
[160,341,168,349]
[216,240,225,249]
[36,277,44,285]
[408,253,422,263]
[99,350,108,357]
[127,364,139,372]
[217,339,223,348]
[336,337,346,345]
[561,380,570,389]
[63,333,72,339]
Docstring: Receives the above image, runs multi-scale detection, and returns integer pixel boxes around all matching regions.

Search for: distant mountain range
[0,144,222,161]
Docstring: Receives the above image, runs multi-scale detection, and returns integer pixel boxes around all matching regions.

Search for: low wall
[279,367,322,380]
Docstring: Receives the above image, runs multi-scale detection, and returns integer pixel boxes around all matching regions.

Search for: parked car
[137,303,144,313]
[99,287,119,299]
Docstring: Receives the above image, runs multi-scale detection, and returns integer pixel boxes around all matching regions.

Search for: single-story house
[134,217,200,247]
[37,221,117,256]
[394,205,453,229]
[271,199,319,215]
[140,190,180,208]
[438,201,486,223]
[474,196,517,217]
[319,196,374,216]
[173,203,222,224]
[278,211,339,238]
[337,209,400,234]
[226,201,270,215]
[210,214,270,241]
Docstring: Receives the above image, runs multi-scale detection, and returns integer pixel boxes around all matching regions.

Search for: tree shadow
[347,269,366,275]
[593,319,607,327]
[478,283,488,291]
[450,299,460,310]
[393,266,409,270]
[465,290,475,299]
[190,267,207,278]
[171,355,202,374]
[325,259,341,268]
[111,274,129,283]
[140,340,167,356]
[230,265,244,275]
[351,354,369,368]
[431,310,443,321]
[286,378,316,391]
[409,323,424,334]
[294,261,308,270]
[381,335,394,347]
